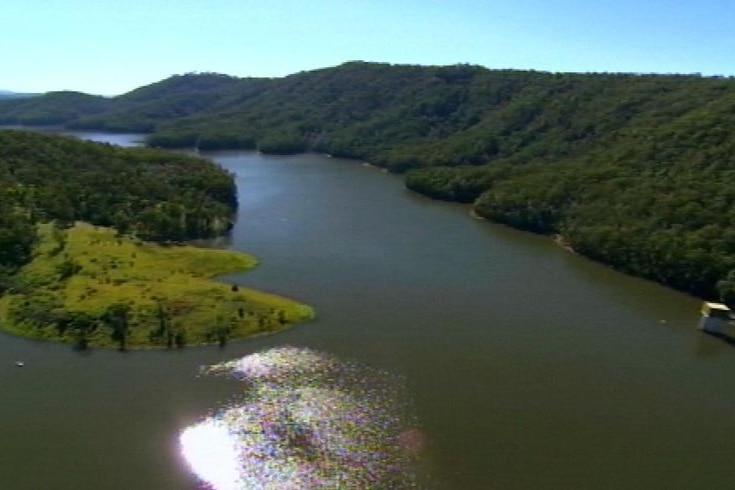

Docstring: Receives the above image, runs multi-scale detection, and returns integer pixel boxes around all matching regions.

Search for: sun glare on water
[179,347,425,489]
[180,420,242,490]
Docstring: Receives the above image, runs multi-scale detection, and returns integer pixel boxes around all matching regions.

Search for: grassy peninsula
[0,130,314,349]
[0,223,313,349]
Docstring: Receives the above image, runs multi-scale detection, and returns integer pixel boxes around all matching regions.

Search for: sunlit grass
[0,223,314,349]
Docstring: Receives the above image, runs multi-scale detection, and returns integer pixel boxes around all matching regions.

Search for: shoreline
[552,233,576,254]
[0,223,314,350]
[5,127,711,303]
[468,208,576,254]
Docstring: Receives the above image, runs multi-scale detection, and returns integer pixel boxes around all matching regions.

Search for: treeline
[400,70,735,301]
[4,62,735,300]
[0,130,237,292]
[406,155,735,300]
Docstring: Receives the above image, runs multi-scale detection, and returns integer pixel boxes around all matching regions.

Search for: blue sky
[4,0,735,95]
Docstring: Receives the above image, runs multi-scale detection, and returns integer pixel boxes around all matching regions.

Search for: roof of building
[704,301,730,311]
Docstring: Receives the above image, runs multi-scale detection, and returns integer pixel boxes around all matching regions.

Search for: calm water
[1,131,735,489]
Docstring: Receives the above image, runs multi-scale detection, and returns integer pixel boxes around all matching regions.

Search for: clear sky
[4,0,735,95]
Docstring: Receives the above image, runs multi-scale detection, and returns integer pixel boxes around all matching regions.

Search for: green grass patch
[0,223,314,349]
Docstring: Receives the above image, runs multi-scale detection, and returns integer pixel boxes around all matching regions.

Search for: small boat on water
[14,361,24,367]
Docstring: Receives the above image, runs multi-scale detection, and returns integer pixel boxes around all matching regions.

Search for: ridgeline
[3,62,735,301]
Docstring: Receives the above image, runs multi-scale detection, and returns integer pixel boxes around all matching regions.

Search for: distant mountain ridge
[0,90,108,125]
[4,62,735,302]
[3,62,735,163]
[0,90,40,100]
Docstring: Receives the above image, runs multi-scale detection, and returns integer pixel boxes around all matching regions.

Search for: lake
[1,131,735,489]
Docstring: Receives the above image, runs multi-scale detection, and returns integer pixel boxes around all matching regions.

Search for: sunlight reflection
[180,420,241,490]
[180,346,424,489]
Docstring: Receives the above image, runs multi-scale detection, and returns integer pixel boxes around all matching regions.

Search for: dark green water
[1,133,734,489]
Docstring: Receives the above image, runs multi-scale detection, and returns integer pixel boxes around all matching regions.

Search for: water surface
[1,135,734,489]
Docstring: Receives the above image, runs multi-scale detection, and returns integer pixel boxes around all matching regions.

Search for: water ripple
[180,346,426,489]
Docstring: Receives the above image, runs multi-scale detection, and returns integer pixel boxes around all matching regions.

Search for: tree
[717,271,735,308]
[103,302,132,351]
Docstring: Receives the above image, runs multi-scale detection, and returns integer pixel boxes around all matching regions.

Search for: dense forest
[3,62,735,302]
[0,130,237,294]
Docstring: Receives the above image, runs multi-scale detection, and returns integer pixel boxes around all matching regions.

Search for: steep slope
[3,63,735,300]
[69,73,263,132]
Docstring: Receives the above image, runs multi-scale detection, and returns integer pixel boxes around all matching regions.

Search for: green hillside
[3,62,735,300]
[69,73,259,133]
[0,91,109,125]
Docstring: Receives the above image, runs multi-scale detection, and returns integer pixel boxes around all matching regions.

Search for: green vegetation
[0,130,236,256]
[0,130,315,349]
[0,223,313,349]
[0,91,109,125]
[4,62,735,302]
[71,73,251,133]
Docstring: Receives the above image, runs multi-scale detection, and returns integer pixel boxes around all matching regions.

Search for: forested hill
[0,130,237,291]
[0,91,40,100]
[3,62,735,163]
[4,62,735,301]
[0,91,109,125]
[69,73,262,133]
